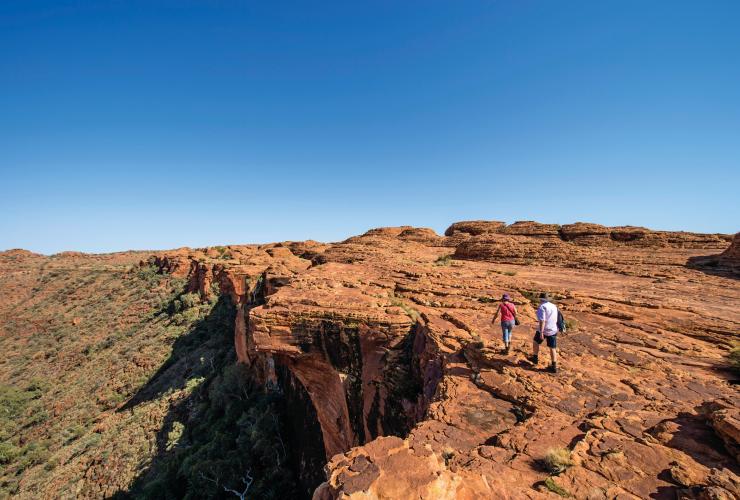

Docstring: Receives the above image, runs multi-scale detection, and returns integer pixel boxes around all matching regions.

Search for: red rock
[706,404,740,463]
[397,227,446,246]
[498,220,562,238]
[559,222,612,245]
[444,220,506,237]
[719,233,740,274]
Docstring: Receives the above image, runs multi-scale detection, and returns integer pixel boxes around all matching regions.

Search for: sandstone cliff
[150,221,739,499]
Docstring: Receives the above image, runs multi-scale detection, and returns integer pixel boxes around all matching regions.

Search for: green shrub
[0,478,19,497]
[434,254,453,266]
[18,442,50,471]
[26,409,49,426]
[519,290,541,307]
[544,477,571,497]
[136,264,163,286]
[166,422,185,451]
[82,433,102,451]
[0,442,20,464]
[215,246,233,260]
[728,345,740,372]
[62,425,85,444]
[180,293,200,310]
[26,377,50,393]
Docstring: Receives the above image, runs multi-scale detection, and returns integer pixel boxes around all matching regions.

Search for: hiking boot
[529,355,538,365]
[505,344,511,355]
[547,363,558,373]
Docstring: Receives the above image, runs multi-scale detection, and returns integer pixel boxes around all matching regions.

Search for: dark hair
[539,292,550,300]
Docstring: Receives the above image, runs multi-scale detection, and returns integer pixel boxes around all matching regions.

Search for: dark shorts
[534,331,557,348]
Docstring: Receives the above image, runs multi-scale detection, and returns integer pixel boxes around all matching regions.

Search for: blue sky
[1,1,738,254]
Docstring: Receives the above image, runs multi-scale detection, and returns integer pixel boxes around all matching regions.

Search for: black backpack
[557,311,567,333]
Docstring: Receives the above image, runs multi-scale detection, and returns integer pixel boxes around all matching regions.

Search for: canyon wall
[152,221,739,499]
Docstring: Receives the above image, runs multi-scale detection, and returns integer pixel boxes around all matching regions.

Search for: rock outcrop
[445,220,507,237]
[449,221,732,276]
[147,220,738,499]
[719,233,740,275]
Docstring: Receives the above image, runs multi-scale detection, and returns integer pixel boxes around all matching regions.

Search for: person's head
[539,292,550,303]
[502,293,511,302]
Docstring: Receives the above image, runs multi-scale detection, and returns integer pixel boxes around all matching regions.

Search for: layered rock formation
[152,221,739,499]
[453,221,733,276]
[720,233,740,275]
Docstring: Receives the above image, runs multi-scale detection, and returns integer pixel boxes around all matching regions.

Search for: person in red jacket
[491,293,517,353]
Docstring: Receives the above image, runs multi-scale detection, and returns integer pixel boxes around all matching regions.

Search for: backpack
[557,311,567,333]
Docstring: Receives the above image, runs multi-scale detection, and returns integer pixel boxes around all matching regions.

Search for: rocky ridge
[150,221,740,499]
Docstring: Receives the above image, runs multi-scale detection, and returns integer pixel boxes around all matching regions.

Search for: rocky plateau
[148,221,740,499]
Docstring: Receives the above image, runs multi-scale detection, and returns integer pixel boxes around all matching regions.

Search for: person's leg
[546,335,558,372]
[531,331,541,364]
[509,321,514,346]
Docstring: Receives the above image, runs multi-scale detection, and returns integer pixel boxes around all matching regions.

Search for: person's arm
[491,304,500,324]
[536,305,544,334]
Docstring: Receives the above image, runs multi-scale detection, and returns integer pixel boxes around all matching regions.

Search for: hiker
[491,293,517,353]
[530,292,559,373]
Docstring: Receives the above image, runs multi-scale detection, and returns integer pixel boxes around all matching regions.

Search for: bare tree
[272,414,287,460]
[222,470,254,500]
[199,471,220,488]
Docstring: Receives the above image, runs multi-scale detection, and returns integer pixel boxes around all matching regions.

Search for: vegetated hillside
[0,251,298,499]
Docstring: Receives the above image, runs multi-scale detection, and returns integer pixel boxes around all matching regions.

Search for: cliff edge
[158,221,739,499]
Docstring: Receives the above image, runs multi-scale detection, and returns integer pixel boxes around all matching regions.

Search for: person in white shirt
[530,292,559,373]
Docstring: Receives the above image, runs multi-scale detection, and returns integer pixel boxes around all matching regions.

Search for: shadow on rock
[112,294,304,499]
[119,295,236,412]
[686,254,739,281]
[647,407,739,474]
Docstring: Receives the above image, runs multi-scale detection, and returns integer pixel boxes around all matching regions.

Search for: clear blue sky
[2,1,738,254]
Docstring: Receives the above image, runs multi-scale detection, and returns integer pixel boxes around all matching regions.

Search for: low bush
[544,447,573,474]
[0,442,20,464]
[729,345,740,372]
[17,442,50,472]
[62,425,86,444]
[544,477,571,497]
[434,254,453,266]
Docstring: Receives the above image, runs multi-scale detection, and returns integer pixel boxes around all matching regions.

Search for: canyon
[1,220,739,499]
[152,221,739,499]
